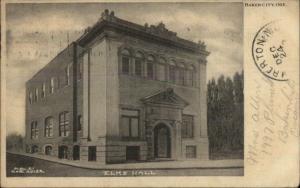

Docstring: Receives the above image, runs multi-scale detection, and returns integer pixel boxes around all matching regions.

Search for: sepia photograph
[2,0,300,187]
[5,1,243,178]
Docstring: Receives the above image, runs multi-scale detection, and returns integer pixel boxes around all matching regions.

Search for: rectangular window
[186,70,194,86]
[77,115,82,131]
[88,146,97,161]
[65,64,70,85]
[31,121,38,139]
[121,117,130,137]
[50,77,55,94]
[122,56,130,74]
[169,66,176,83]
[120,109,139,138]
[45,117,54,137]
[130,118,139,137]
[147,62,154,79]
[59,112,70,137]
[41,83,46,98]
[182,114,193,138]
[126,146,140,161]
[178,69,185,85]
[135,59,142,76]
[157,64,166,81]
[186,145,196,158]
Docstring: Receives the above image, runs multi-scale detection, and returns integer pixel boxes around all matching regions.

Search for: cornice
[77,9,210,57]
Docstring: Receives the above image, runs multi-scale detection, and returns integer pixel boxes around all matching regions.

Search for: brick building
[25,10,210,163]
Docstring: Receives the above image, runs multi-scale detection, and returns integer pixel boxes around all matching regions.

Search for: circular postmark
[252,20,288,81]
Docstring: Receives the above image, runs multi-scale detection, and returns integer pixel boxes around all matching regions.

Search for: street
[6,153,243,177]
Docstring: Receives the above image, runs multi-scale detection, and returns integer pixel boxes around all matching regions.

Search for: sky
[5,2,243,135]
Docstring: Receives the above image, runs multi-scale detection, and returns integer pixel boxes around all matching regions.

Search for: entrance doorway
[58,146,68,159]
[73,145,80,160]
[154,123,171,158]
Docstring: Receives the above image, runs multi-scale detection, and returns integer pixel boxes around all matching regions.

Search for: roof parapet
[100,9,116,21]
[144,22,178,40]
[80,9,209,55]
[197,40,207,51]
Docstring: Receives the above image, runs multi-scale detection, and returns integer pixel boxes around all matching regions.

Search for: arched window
[29,91,33,104]
[157,57,166,81]
[186,65,196,87]
[168,60,176,83]
[50,77,55,94]
[59,111,70,137]
[45,116,54,137]
[34,88,38,102]
[177,63,185,85]
[45,145,53,155]
[135,51,144,77]
[146,55,155,79]
[121,49,131,75]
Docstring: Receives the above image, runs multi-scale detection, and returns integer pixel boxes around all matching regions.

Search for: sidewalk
[7,151,244,170]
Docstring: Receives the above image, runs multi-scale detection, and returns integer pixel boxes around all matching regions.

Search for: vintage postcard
[1,0,299,187]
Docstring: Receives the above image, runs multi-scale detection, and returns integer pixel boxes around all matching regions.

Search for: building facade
[25,10,210,163]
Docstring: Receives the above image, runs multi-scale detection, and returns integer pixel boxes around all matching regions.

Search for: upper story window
[30,121,38,139]
[29,91,33,104]
[156,57,166,81]
[134,52,144,77]
[59,111,70,137]
[146,55,155,79]
[120,109,139,138]
[50,77,55,94]
[34,88,38,102]
[41,83,46,98]
[65,64,71,85]
[118,48,197,87]
[177,63,185,85]
[45,116,54,138]
[121,49,130,75]
[186,65,196,87]
[168,60,176,83]
[182,114,194,138]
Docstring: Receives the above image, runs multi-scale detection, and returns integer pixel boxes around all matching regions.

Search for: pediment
[141,88,189,108]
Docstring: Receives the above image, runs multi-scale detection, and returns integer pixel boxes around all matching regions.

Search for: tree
[6,133,24,152]
[207,71,244,159]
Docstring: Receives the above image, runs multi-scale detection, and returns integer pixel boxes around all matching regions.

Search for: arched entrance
[154,123,171,158]
[45,145,52,155]
[73,145,80,160]
[58,145,68,159]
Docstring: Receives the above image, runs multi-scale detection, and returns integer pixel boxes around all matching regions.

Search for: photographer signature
[11,167,45,174]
